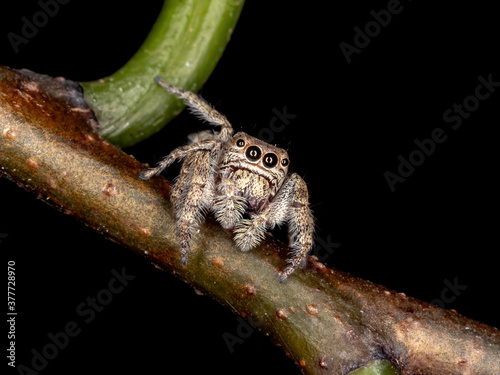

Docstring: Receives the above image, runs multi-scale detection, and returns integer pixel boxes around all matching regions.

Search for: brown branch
[1,66,499,374]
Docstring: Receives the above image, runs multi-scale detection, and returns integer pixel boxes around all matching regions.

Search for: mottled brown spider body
[140,77,314,282]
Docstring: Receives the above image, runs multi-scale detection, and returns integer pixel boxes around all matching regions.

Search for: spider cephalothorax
[217,132,289,221]
[140,77,314,281]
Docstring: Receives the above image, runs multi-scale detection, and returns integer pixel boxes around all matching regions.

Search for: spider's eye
[263,153,278,168]
[236,139,245,147]
[245,146,261,162]
[281,158,289,167]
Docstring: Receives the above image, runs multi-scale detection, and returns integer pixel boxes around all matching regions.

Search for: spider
[140,77,314,282]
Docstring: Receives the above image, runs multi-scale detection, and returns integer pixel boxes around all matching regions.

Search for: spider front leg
[234,173,314,282]
[279,173,315,282]
[214,178,247,230]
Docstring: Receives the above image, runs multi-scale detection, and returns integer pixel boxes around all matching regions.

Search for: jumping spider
[140,77,314,282]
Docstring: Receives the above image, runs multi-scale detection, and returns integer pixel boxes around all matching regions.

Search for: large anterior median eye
[245,146,261,161]
[263,153,278,168]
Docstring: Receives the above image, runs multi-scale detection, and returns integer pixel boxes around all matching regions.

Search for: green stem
[81,0,244,148]
[349,360,400,375]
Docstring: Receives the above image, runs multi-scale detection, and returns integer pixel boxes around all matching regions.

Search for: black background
[1,1,498,374]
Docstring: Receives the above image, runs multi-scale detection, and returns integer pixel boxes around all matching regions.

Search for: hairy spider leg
[173,150,213,264]
[233,172,314,282]
[139,140,217,180]
[213,177,247,230]
[155,76,233,142]
[279,173,314,282]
